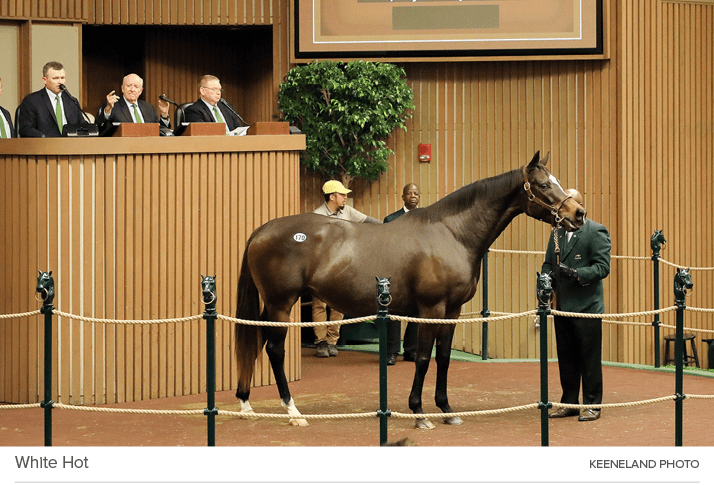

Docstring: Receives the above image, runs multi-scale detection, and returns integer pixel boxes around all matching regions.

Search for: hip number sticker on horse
[293,233,307,242]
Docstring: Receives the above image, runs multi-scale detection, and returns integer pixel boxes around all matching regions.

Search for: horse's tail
[234,242,264,398]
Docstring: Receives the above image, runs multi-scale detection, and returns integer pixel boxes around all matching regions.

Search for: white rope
[0,309,41,319]
[52,310,203,325]
[217,314,377,327]
[0,403,41,410]
[657,257,714,271]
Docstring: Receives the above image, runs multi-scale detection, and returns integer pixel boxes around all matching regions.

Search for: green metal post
[672,268,691,447]
[38,271,56,447]
[536,272,553,447]
[201,276,218,447]
[651,231,666,368]
[481,251,490,360]
[375,277,392,445]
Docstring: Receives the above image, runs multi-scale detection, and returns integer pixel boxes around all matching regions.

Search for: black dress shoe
[403,352,415,362]
[387,354,397,366]
[548,407,579,418]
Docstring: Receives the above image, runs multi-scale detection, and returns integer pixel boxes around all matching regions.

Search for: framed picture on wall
[293,0,604,61]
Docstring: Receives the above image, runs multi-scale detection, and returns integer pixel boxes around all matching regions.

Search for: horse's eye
[540,183,550,190]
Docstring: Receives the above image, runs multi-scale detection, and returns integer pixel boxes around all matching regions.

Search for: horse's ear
[48,271,52,276]
[375,276,379,282]
[38,270,42,276]
[527,151,541,169]
[542,151,550,166]
[213,274,216,279]
[201,274,205,280]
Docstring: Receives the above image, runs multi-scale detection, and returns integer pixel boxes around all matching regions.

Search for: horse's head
[651,230,667,251]
[35,270,55,305]
[536,271,554,306]
[375,276,392,307]
[201,274,217,306]
[523,151,586,231]
[673,268,693,302]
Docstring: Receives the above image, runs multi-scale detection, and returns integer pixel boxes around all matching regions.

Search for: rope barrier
[657,257,714,271]
[0,403,41,410]
[52,310,203,325]
[0,309,41,319]
[13,393,713,421]
[217,314,376,327]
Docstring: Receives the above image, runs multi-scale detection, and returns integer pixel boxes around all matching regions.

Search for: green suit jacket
[542,218,611,314]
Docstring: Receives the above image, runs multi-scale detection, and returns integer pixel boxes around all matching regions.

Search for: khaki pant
[312,297,343,345]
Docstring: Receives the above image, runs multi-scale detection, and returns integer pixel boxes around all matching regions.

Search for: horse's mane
[413,167,522,222]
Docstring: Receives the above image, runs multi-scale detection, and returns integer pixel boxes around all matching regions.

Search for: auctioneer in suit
[17,89,87,138]
[183,99,245,132]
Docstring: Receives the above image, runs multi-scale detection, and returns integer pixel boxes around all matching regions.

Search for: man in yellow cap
[312,180,381,357]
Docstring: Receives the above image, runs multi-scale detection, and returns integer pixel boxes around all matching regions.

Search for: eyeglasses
[201,86,222,93]
[123,84,143,90]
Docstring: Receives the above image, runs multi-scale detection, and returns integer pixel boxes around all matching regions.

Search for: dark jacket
[542,218,611,313]
[383,207,407,224]
[183,99,245,132]
[17,89,87,138]
[96,97,169,128]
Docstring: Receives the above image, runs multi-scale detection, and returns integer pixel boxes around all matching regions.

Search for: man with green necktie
[96,73,171,133]
[17,61,88,138]
[183,75,247,134]
[0,77,15,138]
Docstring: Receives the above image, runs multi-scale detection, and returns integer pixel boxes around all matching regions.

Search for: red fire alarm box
[418,143,431,162]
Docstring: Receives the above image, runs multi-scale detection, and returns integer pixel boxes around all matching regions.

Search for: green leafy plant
[278,60,414,186]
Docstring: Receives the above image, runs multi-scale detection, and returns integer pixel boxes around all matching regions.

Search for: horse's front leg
[409,324,436,429]
[434,324,463,425]
[264,325,308,427]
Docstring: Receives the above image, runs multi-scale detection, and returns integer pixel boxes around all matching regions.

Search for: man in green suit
[542,189,611,421]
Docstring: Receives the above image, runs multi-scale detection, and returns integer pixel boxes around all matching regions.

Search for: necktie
[0,118,7,138]
[55,95,63,132]
[213,106,225,123]
[132,104,143,123]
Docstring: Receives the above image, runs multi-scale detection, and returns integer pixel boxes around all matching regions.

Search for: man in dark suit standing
[17,61,87,138]
[183,75,246,133]
[0,77,16,138]
[384,183,421,365]
[96,73,171,131]
[542,189,611,421]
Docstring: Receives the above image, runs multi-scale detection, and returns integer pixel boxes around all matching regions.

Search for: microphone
[159,94,178,106]
[58,84,92,125]
[219,98,249,126]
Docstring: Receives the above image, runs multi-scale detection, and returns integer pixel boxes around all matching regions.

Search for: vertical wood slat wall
[0,144,301,405]
[299,0,714,367]
[3,0,713,380]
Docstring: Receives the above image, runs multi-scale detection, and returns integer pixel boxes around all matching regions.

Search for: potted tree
[278,60,415,188]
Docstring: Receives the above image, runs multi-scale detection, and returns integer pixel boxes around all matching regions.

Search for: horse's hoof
[414,418,435,430]
[443,416,464,425]
[289,418,309,427]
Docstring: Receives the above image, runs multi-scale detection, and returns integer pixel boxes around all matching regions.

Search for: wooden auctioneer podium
[110,122,161,137]
[0,131,305,405]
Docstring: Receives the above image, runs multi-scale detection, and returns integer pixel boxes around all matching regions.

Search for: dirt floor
[1,347,712,447]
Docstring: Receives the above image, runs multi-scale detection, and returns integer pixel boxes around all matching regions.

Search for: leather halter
[522,166,573,227]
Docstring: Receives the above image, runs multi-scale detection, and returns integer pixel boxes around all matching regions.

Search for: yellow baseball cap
[322,180,351,195]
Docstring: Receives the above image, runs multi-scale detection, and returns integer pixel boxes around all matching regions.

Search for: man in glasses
[183,75,247,134]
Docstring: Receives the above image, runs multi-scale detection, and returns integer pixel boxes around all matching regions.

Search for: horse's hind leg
[409,324,436,429]
[434,324,463,425]
[264,323,309,427]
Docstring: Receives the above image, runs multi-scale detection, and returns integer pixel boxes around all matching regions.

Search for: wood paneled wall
[0,0,87,20]
[0,137,303,404]
[4,0,713,375]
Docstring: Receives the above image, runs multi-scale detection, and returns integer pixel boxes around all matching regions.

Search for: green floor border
[333,341,714,378]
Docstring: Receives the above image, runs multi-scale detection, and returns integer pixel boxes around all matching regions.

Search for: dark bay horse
[234,151,585,427]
